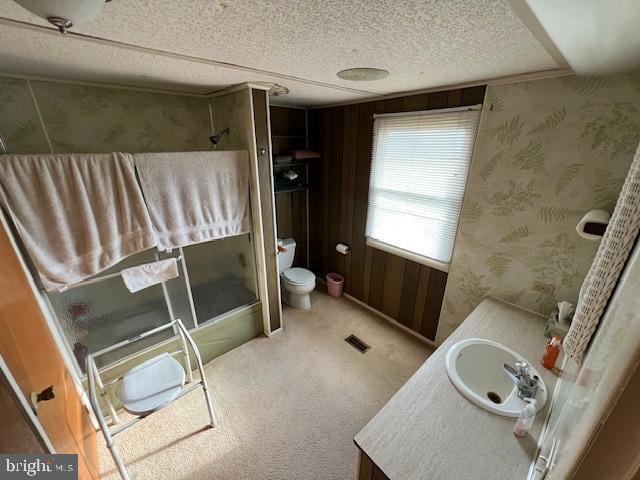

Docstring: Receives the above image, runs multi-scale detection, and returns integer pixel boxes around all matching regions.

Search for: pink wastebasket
[326,273,345,298]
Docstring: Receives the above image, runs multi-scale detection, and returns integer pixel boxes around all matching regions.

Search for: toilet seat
[282,267,315,285]
[121,353,185,416]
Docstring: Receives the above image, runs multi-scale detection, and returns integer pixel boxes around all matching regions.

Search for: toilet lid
[282,268,315,285]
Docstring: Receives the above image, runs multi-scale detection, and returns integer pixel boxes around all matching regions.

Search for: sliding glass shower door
[182,233,258,323]
[46,233,259,371]
[47,250,193,368]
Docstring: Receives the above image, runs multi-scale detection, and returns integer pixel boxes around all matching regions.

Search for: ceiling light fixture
[13,0,108,33]
[337,68,390,81]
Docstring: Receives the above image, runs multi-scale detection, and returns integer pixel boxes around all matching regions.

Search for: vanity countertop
[354,297,558,480]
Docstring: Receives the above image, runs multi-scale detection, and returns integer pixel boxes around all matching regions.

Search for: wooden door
[0,221,99,479]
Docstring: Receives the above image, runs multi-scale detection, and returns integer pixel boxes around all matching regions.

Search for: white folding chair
[86,319,217,480]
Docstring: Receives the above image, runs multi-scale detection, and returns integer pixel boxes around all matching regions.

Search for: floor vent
[345,334,370,354]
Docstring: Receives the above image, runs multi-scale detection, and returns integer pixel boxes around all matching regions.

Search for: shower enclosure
[46,233,259,370]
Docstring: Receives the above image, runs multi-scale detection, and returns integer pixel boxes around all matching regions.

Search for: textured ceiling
[0,22,371,105]
[0,0,561,105]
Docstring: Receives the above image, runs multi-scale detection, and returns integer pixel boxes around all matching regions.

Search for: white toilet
[277,238,316,310]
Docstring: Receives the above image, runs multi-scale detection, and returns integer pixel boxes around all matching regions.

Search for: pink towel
[291,150,321,160]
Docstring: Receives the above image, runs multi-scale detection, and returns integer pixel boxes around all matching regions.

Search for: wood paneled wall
[308,86,486,341]
[275,190,307,267]
[270,106,306,154]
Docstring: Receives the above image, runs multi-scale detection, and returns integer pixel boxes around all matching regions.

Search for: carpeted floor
[98,291,432,480]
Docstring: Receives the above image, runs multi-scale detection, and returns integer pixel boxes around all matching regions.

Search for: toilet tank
[277,238,296,272]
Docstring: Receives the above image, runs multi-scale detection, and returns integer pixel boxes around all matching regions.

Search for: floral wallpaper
[0,77,50,154]
[0,77,212,154]
[436,73,640,343]
[210,89,251,150]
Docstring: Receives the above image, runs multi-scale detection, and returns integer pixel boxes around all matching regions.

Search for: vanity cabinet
[358,451,390,480]
[353,298,557,479]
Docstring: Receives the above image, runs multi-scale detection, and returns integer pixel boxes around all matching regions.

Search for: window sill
[365,238,450,273]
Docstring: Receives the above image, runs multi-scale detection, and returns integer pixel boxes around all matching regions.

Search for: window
[366,105,481,271]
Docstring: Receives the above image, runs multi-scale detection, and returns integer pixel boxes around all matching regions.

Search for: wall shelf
[275,185,308,194]
[270,105,311,269]
[273,162,311,169]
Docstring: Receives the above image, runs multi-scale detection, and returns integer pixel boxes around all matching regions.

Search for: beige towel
[133,151,251,250]
[121,258,179,293]
[0,153,157,291]
[564,142,640,363]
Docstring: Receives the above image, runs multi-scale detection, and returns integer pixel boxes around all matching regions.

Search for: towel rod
[58,255,182,292]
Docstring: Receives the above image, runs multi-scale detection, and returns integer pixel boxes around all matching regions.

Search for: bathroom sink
[445,338,547,417]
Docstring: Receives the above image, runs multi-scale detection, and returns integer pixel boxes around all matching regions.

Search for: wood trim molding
[343,292,437,349]
[310,68,570,109]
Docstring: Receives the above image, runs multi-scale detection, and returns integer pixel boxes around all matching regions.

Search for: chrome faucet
[503,361,539,400]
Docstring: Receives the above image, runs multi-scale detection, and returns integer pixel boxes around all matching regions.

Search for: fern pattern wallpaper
[0,77,51,154]
[436,73,640,343]
[0,76,212,155]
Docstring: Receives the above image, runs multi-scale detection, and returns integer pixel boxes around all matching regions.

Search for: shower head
[209,127,229,147]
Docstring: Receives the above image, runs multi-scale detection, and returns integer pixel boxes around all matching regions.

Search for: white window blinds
[366,106,481,269]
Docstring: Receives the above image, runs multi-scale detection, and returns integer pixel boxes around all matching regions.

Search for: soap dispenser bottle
[513,400,536,438]
[541,336,562,370]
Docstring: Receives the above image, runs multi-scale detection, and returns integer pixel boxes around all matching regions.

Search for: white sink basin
[445,338,547,417]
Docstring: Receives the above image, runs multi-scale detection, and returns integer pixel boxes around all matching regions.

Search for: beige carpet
[98,291,432,480]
